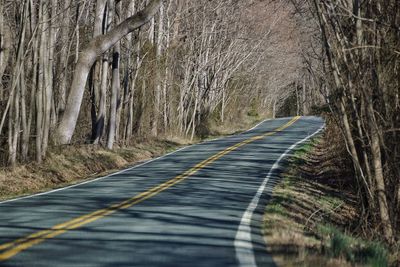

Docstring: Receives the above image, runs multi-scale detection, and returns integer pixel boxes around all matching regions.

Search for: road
[0,116,324,267]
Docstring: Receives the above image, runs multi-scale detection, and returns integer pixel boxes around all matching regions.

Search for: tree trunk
[42,0,56,157]
[295,80,299,116]
[36,0,46,163]
[58,0,72,116]
[20,65,29,161]
[221,86,225,123]
[114,0,123,143]
[107,46,119,149]
[91,0,107,143]
[123,0,137,144]
[369,106,394,244]
[302,76,307,115]
[93,0,112,145]
[93,58,108,145]
[151,0,164,136]
[107,0,121,150]
[0,1,11,100]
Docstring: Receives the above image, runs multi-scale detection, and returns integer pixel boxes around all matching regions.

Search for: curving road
[0,116,324,267]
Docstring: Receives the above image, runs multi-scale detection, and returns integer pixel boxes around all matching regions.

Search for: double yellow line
[0,116,300,261]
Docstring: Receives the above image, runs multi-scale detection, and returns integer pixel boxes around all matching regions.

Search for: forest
[0,0,314,167]
[0,0,399,256]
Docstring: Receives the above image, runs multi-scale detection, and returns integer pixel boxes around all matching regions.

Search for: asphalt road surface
[0,116,324,267]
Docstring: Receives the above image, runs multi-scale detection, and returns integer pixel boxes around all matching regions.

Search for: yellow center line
[0,116,301,261]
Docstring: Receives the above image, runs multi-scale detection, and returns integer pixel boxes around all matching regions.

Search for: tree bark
[93,0,111,145]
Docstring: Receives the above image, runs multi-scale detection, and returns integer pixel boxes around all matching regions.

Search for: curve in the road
[234,124,324,267]
[0,117,300,261]
[0,116,324,267]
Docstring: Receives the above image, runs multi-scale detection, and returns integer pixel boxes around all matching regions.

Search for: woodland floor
[263,135,397,267]
[0,115,262,201]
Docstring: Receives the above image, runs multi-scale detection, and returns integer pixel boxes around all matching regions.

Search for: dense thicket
[296,0,400,245]
[0,0,313,167]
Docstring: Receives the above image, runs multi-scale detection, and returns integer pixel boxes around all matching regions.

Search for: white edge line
[247,118,272,132]
[0,117,273,205]
[0,146,189,205]
[234,124,325,267]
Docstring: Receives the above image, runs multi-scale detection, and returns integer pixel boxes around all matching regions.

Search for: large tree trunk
[107,45,119,149]
[56,0,162,145]
[107,0,121,150]
[93,0,111,145]
[93,58,108,145]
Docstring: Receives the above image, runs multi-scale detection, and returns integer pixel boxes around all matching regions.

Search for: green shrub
[330,228,353,261]
[360,241,388,267]
[318,224,389,266]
